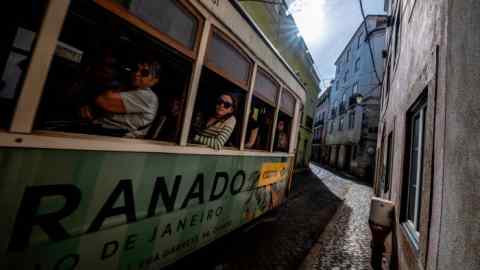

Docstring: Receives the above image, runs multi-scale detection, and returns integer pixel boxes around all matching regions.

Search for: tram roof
[202,0,307,104]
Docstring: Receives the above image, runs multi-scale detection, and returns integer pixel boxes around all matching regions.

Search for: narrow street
[167,164,374,270]
[299,165,373,270]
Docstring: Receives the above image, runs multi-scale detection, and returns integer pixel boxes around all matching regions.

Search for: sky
[289,0,386,90]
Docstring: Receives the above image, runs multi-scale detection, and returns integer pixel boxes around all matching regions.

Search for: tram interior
[274,111,291,152]
[248,97,275,151]
[31,1,193,143]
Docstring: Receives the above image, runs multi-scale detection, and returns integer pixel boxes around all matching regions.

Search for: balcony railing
[349,96,357,107]
[314,119,325,127]
[339,103,346,114]
[330,109,337,119]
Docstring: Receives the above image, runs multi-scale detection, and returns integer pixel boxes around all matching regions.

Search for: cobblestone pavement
[166,168,348,270]
[299,164,374,270]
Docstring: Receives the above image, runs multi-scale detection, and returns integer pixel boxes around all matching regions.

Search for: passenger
[67,51,121,106]
[275,119,289,152]
[156,95,184,141]
[79,60,160,137]
[192,92,237,150]
[245,111,259,148]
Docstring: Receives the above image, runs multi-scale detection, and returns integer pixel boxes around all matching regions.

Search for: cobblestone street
[300,164,374,270]
[167,164,373,270]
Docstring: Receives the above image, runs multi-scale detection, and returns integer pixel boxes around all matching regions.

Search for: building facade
[237,0,321,169]
[374,1,480,269]
[325,15,387,179]
[312,86,330,164]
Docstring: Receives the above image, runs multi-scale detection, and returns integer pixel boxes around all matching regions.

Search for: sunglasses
[217,99,233,109]
[132,66,151,77]
[138,68,151,77]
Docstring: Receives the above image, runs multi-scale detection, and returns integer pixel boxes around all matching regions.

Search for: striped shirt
[193,116,236,150]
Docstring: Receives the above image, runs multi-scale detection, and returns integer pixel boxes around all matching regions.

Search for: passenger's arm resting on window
[245,128,259,148]
[95,90,126,113]
[194,117,236,150]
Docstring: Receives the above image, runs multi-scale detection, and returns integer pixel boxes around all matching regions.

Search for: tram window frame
[30,0,201,144]
[247,97,275,151]
[274,110,292,153]
[94,0,204,60]
[246,67,280,151]
[188,27,253,150]
[274,89,295,153]
[204,27,254,90]
[189,67,246,149]
[0,0,49,130]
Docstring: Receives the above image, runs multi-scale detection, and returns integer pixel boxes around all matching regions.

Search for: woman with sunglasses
[79,60,161,137]
[192,92,237,150]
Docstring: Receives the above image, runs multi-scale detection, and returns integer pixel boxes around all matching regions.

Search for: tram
[0,0,307,269]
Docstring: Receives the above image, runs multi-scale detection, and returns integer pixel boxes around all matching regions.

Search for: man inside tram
[275,119,289,152]
[79,60,161,137]
[245,110,260,149]
[191,92,237,150]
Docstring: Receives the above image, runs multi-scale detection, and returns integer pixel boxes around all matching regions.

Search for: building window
[346,48,351,62]
[329,121,334,133]
[348,111,355,129]
[353,82,359,94]
[344,70,349,82]
[376,16,387,27]
[339,117,344,131]
[357,31,363,49]
[355,58,361,72]
[401,97,427,247]
[336,80,340,91]
[306,116,313,129]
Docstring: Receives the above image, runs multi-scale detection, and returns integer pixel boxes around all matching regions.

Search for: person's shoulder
[130,88,158,101]
[137,88,157,97]
[225,115,236,126]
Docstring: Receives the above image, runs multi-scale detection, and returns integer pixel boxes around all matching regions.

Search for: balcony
[349,96,357,107]
[314,119,325,127]
[330,109,337,119]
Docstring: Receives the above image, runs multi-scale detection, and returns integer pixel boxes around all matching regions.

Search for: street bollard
[368,197,394,270]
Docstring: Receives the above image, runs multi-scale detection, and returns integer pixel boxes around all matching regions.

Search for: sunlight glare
[289,0,327,44]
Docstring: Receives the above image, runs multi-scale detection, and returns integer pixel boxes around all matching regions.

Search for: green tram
[0,0,307,269]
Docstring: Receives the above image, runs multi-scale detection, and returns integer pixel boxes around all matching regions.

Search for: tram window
[34,0,192,142]
[189,68,245,150]
[246,97,275,150]
[0,0,47,129]
[275,90,295,152]
[205,30,252,88]
[246,68,278,150]
[280,90,296,117]
[274,112,292,153]
[127,0,199,50]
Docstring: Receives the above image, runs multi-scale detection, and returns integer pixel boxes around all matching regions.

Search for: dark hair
[218,92,238,119]
[148,60,162,79]
[137,59,162,79]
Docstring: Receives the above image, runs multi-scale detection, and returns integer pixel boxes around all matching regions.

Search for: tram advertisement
[0,149,291,269]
